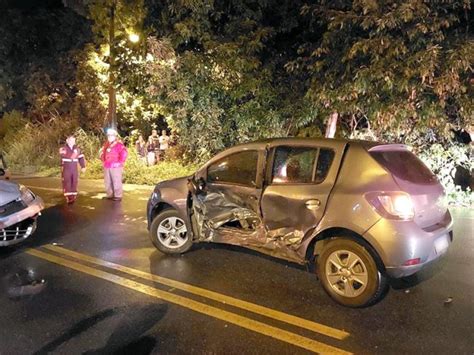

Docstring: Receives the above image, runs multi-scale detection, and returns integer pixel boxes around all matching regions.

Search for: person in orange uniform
[60,134,86,204]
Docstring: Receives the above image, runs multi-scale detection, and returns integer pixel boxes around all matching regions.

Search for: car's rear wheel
[149,209,193,254]
[317,237,388,307]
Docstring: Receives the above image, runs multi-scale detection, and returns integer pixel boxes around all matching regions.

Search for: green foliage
[0,113,196,185]
[86,0,163,128]
[296,0,473,138]
[0,113,103,172]
[83,149,198,185]
[0,110,27,139]
[417,143,472,207]
[145,0,316,161]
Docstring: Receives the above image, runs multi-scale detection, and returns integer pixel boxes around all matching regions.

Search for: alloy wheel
[157,217,188,249]
[325,249,369,298]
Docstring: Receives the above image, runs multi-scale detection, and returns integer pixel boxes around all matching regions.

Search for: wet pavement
[0,176,473,354]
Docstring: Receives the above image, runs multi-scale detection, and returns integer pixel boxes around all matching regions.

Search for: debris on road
[444,297,453,305]
[3,268,47,299]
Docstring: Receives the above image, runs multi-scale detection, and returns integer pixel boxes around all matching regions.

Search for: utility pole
[105,0,117,131]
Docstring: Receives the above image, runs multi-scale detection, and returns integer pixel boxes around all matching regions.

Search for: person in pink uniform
[60,135,86,204]
[100,128,128,201]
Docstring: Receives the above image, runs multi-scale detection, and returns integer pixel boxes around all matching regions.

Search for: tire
[149,209,193,254]
[316,237,388,307]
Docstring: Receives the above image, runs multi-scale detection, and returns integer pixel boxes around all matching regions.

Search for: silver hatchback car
[147,138,453,307]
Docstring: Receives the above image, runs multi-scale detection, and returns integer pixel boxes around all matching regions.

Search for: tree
[87,0,148,130]
[292,0,473,140]
[143,0,317,161]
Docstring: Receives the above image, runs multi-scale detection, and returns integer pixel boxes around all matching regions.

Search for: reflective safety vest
[60,145,86,168]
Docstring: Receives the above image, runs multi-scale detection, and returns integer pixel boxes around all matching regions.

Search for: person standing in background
[149,129,160,162]
[135,134,147,164]
[59,134,86,204]
[146,136,157,166]
[158,129,170,161]
[100,128,128,201]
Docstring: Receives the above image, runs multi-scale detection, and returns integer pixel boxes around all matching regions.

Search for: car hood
[0,180,21,206]
[156,176,191,189]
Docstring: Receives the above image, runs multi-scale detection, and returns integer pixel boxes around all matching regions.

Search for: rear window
[271,146,335,184]
[370,150,437,184]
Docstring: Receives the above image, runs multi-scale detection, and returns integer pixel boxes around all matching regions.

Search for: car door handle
[305,199,321,210]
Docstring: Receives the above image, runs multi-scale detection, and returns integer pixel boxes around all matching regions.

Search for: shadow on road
[34,303,167,355]
[388,258,447,290]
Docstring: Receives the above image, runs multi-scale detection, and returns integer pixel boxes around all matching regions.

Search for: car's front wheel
[317,237,388,307]
[149,209,193,254]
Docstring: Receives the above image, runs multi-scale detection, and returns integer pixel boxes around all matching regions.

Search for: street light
[129,32,139,43]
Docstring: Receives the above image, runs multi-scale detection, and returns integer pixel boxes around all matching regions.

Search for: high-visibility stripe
[64,192,78,196]
[62,158,79,162]
[78,154,84,158]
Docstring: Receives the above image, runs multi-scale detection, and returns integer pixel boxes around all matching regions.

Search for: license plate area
[434,234,449,255]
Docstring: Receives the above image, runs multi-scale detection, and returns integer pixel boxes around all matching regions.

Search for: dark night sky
[0,0,64,10]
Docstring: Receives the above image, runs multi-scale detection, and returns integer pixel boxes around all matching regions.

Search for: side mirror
[0,168,5,177]
[197,177,206,191]
[189,175,206,194]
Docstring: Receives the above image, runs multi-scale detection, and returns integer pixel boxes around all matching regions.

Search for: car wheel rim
[157,217,188,249]
[325,249,369,298]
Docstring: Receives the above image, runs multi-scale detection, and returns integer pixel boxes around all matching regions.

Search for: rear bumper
[363,211,453,278]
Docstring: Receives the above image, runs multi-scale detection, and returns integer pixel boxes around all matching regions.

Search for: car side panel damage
[190,188,306,264]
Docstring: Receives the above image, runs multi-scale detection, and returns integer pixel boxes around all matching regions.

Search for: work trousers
[104,167,124,198]
[62,163,79,200]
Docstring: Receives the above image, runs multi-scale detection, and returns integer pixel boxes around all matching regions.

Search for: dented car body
[0,171,44,247]
[147,138,453,307]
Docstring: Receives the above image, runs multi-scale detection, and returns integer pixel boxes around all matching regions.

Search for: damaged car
[0,168,44,247]
[146,138,453,307]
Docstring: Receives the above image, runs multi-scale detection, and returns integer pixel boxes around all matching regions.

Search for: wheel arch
[150,202,174,221]
[305,227,386,272]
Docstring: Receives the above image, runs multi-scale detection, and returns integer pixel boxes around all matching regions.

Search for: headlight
[20,185,35,204]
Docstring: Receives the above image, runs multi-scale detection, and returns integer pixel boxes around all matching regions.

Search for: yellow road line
[43,244,349,340]
[27,248,351,355]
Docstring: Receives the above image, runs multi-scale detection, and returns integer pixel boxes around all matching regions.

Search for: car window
[370,150,437,184]
[272,147,318,184]
[315,149,335,183]
[207,150,259,186]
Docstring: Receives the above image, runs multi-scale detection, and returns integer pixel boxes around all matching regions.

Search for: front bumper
[363,211,453,278]
[0,196,44,246]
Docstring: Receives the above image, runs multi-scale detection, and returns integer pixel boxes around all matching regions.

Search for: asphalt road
[1,177,473,354]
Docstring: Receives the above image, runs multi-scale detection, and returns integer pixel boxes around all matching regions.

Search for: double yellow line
[27,246,352,354]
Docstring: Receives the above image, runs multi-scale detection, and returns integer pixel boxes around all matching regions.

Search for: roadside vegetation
[0,0,471,204]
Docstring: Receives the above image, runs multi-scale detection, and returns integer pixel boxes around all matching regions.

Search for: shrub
[0,113,103,173]
[0,110,27,139]
[83,149,198,185]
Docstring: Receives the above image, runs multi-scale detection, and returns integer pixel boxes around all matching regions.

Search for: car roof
[227,137,384,151]
[203,137,390,167]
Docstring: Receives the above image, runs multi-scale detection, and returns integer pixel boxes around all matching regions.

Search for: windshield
[370,150,438,184]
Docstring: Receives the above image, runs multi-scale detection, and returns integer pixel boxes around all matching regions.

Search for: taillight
[366,192,415,220]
